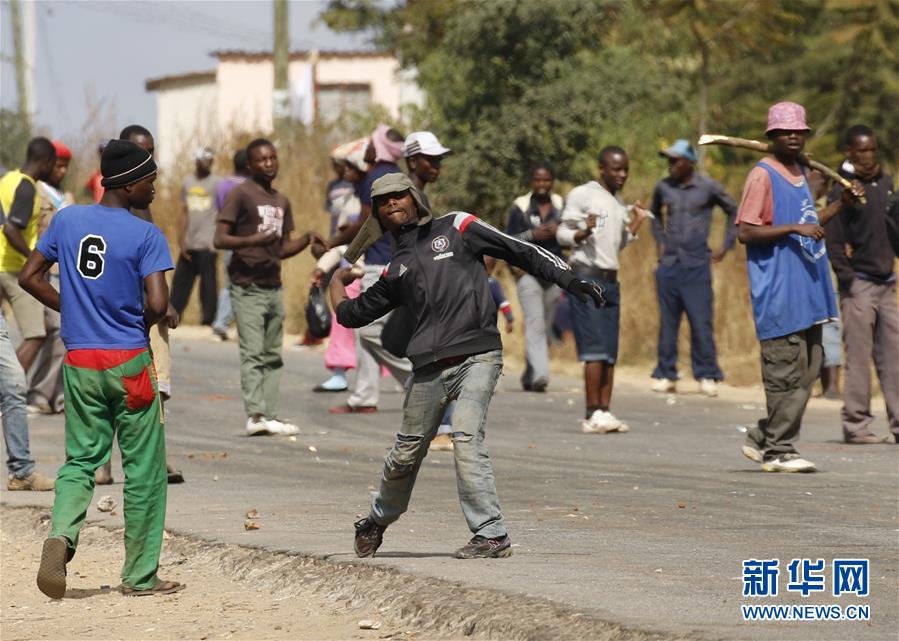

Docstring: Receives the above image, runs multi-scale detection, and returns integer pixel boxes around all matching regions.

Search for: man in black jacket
[824,125,898,444]
[330,173,604,559]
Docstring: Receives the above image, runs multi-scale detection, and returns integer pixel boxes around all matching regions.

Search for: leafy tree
[0,109,32,171]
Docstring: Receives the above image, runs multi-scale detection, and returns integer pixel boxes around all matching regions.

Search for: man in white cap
[404,131,456,448]
[170,146,221,326]
[403,131,451,205]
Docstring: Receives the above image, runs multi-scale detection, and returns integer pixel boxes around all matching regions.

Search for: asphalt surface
[4,333,897,641]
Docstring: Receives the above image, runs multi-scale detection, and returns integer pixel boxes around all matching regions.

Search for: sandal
[121,579,185,596]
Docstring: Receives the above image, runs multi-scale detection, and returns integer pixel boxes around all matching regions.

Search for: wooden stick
[698,134,865,204]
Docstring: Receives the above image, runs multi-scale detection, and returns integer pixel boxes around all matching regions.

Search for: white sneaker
[699,378,718,397]
[265,418,300,435]
[761,454,816,473]
[651,378,676,393]
[581,410,630,434]
[246,416,270,436]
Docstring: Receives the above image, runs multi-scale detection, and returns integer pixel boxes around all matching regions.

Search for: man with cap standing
[736,102,863,473]
[404,131,456,449]
[327,124,412,415]
[403,131,451,202]
[170,147,221,326]
[332,173,605,559]
[650,139,738,397]
[0,138,57,374]
[20,139,183,597]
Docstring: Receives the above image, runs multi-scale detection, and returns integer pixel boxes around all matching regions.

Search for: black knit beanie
[100,139,157,188]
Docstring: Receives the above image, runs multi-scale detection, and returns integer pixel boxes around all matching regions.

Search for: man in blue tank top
[735,102,864,473]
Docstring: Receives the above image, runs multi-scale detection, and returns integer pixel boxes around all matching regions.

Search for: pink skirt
[324,278,360,370]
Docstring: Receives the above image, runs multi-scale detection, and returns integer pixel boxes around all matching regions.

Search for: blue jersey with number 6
[36,204,173,350]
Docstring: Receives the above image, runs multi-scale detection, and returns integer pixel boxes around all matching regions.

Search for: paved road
[4,334,897,641]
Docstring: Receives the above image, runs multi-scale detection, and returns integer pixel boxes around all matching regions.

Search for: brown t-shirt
[218,179,294,288]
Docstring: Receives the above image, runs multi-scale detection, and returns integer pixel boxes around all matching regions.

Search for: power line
[65,1,273,49]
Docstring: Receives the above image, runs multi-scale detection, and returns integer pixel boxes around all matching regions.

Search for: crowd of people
[0,99,896,598]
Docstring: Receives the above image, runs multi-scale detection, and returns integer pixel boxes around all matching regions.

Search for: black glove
[567,279,606,307]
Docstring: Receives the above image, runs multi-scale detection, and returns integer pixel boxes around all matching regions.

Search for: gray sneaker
[453,535,512,559]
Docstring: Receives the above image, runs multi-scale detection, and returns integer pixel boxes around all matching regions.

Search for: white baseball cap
[403,131,451,158]
[194,146,214,161]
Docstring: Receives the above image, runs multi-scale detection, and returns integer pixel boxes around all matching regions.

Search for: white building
[145,50,424,170]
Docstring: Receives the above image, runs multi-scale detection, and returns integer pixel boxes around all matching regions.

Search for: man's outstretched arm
[458,214,605,306]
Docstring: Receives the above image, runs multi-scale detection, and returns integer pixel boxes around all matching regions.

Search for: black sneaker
[453,534,512,559]
[354,517,386,558]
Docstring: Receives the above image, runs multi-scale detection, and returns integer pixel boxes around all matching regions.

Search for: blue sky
[0,0,369,142]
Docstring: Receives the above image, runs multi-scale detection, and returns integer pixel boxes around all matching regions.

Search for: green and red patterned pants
[49,348,167,590]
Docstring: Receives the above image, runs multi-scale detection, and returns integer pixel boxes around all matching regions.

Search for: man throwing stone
[331,174,604,559]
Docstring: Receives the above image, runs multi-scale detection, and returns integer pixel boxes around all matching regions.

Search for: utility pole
[9,0,32,136]
[272,0,289,141]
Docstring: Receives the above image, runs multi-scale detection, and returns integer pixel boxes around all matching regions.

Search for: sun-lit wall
[148,51,423,172]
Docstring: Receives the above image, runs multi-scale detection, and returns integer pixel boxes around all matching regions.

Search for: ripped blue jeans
[370,349,506,539]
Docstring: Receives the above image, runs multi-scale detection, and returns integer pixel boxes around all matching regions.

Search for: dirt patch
[2,506,694,641]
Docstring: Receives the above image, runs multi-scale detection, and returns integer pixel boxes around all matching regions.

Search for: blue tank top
[746,162,837,340]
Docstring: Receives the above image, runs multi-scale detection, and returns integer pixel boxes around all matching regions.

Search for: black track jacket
[336,212,576,371]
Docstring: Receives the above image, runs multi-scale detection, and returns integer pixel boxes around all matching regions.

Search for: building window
[317,83,371,122]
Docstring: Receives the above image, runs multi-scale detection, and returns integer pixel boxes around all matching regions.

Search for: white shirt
[557,180,635,270]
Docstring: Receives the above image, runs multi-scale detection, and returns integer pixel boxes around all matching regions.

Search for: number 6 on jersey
[77,234,106,279]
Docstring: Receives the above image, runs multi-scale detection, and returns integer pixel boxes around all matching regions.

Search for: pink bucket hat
[766,101,811,133]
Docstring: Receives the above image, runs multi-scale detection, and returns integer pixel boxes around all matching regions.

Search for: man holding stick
[735,102,863,473]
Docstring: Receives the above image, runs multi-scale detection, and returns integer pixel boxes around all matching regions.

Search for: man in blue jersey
[20,139,183,597]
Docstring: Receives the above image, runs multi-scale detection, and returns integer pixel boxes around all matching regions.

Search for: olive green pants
[744,324,823,460]
[50,348,167,590]
[230,283,284,418]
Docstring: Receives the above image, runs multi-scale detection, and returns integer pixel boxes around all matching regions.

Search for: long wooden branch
[698,134,865,204]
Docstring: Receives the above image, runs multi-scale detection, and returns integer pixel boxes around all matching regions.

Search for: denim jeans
[1,312,34,477]
[516,274,562,385]
[371,349,507,539]
[653,262,724,381]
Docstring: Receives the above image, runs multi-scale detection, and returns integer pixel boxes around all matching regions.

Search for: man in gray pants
[505,162,565,392]
[824,125,898,444]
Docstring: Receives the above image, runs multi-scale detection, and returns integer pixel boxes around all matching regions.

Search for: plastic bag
[305,286,331,339]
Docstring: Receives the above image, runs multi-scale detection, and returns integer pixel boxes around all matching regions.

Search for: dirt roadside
[1,507,413,641]
[1,506,689,641]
